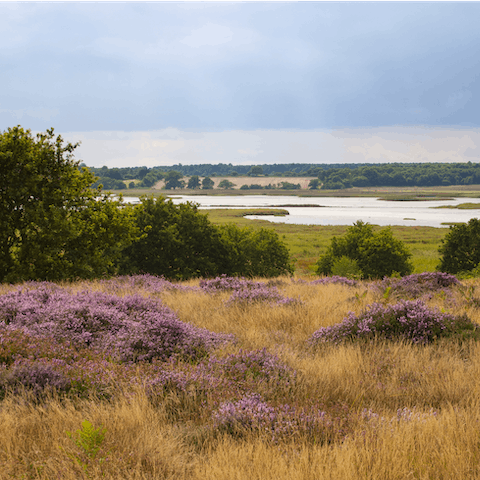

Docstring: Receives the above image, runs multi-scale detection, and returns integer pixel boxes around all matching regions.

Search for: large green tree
[0,126,137,282]
[315,221,413,279]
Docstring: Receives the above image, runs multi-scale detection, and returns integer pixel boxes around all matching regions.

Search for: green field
[205,208,447,275]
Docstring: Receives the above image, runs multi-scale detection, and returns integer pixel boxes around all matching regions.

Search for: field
[2,273,480,479]
[151,176,315,191]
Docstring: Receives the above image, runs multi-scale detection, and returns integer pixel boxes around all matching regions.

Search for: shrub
[376,272,460,300]
[2,359,71,398]
[331,256,362,279]
[438,218,480,274]
[315,221,413,279]
[212,394,334,443]
[225,284,299,308]
[310,300,479,345]
[0,286,234,362]
[219,225,294,278]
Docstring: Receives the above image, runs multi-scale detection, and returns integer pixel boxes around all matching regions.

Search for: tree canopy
[0,126,137,282]
[119,197,294,280]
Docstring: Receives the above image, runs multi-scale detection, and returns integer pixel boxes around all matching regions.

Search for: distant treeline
[86,162,480,189]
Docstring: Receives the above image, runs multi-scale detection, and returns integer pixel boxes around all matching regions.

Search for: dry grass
[3,276,480,478]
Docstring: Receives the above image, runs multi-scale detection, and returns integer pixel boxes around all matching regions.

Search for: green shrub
[315,221,413,279]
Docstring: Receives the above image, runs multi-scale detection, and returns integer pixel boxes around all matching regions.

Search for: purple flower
[310,299,478,345]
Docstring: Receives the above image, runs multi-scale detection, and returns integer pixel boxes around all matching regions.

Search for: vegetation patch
[310,299,480,345]
[433,202,480,209]
[234,208,289,217]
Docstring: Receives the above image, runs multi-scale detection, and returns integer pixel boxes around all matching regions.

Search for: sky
[1,1,480,168]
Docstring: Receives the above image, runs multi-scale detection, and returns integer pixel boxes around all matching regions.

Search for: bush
[438,218,480,274]
[310,300,479,345]
[315,221,413,279]
[0,286,233,362]
[331,256,362,279]
[376,272,460,300]
[219,225,294,278]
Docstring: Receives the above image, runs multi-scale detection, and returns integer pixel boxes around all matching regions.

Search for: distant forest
[85,162,480,190]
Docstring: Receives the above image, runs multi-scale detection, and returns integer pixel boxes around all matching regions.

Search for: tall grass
[2,274,480,479]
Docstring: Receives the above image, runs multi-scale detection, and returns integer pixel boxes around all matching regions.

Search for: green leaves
[438,218,480,274]
[315,221,413,279]
[120,196,294,279]
[0,126,137,282]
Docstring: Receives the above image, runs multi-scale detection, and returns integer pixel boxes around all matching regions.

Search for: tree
[202,177,215,189]
[315,221,413,279]
[248,166,263,177]
[119,196,231,280]
[187,175,200,189]
[164,171,184,190]
[0,126,137,282]
[438,218,480,273]
[218,179,235,189]
[219,225,294,278]
[308,179,320,190]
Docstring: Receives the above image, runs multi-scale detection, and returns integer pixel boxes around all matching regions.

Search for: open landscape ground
[3,274,480,479]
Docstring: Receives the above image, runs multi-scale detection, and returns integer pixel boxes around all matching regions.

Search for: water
[125,195,480,228]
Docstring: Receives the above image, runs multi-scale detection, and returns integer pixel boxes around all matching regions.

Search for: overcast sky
[1,2,480,167]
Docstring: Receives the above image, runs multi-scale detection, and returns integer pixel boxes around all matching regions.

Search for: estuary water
[126,195,480,228]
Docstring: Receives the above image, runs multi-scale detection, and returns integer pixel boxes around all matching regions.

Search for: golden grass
[4,276,480,478]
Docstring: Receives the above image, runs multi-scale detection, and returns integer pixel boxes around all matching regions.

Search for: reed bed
[2,273,480,479]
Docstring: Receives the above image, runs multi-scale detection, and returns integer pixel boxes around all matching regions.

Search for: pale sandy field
[153,176,316,190]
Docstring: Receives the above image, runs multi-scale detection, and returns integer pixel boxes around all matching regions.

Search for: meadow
[3,273,480,479]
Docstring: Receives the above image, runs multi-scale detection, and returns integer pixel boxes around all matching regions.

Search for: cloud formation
[2,3,480,167]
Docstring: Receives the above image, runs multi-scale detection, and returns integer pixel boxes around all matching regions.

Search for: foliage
[331,256,362,279]
[438,218,480,274]
[280,181,301,190]
[0,285,233,363]
[218,179,236,189]
[0,126,137,282]
[224,283,300,308]
[66,420,108,473]
[375,272,460,300]
[308,178,320,189]
[315,221,413,279]
[202,176,215,189]
[213,393,333,443]
[248,166,263,177]
[120,196,232,280]
[219,224,294,278]
[310,300,479,345]
[187,175,200,189]
[163,170,184,190]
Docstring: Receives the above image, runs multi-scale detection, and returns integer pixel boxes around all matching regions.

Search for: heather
[3,274,480,479]
[310,299,479,346]
[374,271,460,300]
